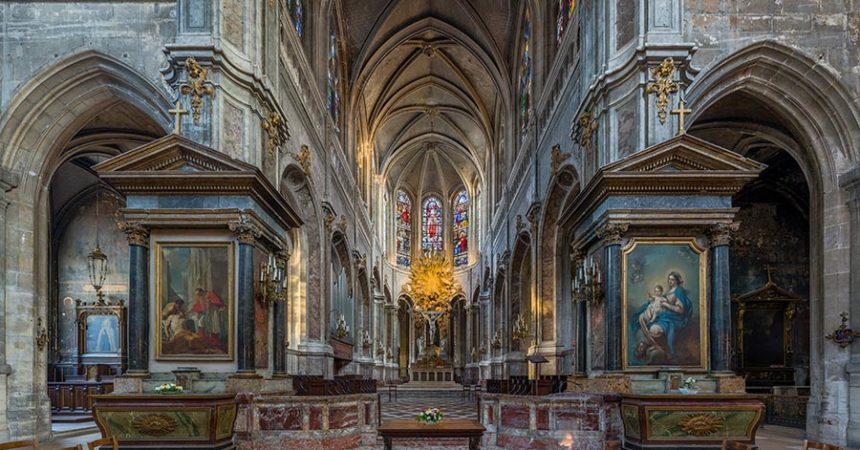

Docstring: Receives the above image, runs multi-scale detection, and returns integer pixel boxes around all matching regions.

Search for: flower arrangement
[154,383,184,394]
[679,377,699,394]
[416,407,443,424]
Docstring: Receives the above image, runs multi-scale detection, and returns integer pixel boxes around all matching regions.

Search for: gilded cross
[168,100,188,135]
[671,99,692,135]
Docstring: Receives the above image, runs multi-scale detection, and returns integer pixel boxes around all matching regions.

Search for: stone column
[117,222,151,376]
[480,291,490,364]
[840,167,860,447]
[273,250,290,377]
[230,218,262,377]
[707,223,739,373]
[0,170,18,440]
[597,223,628,372]
[465,303,474,364]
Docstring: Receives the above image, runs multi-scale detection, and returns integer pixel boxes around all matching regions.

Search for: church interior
[0,1,859,449]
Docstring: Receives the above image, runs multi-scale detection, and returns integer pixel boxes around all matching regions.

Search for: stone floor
[41,393,808,450]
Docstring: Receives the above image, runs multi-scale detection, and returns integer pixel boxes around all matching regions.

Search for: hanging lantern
[88,244,109,304]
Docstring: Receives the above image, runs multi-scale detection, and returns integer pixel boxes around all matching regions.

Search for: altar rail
[48,381,114,415]
[747,386,809,428]
[479,392,621,449]
[485,376,568,396]
[293,375,377,396]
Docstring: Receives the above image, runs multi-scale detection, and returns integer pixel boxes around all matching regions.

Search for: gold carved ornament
[551,144,572,176]
[645,58,680,125]
[403,252,460,314]
[678,413,725,436]
[572,111,599,152]
[261,112,290,156]
[291,145,311,176]
[132,413,179,436]
[179,57,216,125]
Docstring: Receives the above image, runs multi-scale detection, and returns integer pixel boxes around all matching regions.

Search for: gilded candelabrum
[572,257,603,304]
[361,329,373,350]
[512,313,530,343]
[335,315,350,340]
[491,330,502,350]
[259,253,287,304]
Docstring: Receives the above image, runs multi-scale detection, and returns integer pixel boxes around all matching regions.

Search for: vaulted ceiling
[344,0,519,198]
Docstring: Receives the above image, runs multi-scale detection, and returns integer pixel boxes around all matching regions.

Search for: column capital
[596,223,629,246]
[707,222,740,247]
[229,216,262,245]
[117,221,151,247]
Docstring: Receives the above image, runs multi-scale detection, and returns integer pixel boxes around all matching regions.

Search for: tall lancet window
[395,191,412,266]
[452,190,469,266]
[326,14,342,133]
[556,0,576,46]
[287,0,304,38]
[518,7,533,135]
[422,196,443,253]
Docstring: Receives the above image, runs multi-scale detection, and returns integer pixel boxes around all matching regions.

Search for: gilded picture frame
[155,242,234,361]
[621,238,708,371]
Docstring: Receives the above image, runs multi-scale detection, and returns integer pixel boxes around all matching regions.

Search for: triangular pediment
[602,134,767,174]
[93,133,257,174]
[733,281,804,303]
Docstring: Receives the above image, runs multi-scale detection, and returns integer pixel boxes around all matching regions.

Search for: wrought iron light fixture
[87,192,109,305]
[572,256,603,305]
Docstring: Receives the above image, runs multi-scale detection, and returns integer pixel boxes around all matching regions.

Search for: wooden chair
[87,437,118,450]
[721,439,757,450]
[0,440,39,450]
[802,440,844,450]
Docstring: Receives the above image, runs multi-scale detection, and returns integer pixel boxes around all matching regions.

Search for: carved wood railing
[292,375,377,396]
[484,376,567,396]
[48,381,114,415]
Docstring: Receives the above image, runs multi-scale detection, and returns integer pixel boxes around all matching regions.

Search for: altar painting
[622,239,706,370]
[156,242,234,360]
[84,314,120,354]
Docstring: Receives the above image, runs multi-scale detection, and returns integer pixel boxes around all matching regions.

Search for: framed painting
[155,242,234,360]
[621,239,707,371]
[78,303,126,357]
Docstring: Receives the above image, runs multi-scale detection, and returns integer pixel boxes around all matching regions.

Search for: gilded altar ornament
[572,111,599,151]
[179,58,216,124]
[131,413,179,436]
[670,99,693,135]
[335,314,350,339]
[678,413,725,436]
[645,58,680,125]
[259,252,287,304]
[825,312,860,349]
[168,100,189,135]
[550,144,571,176]
[291,144,311,175]
[403,252,460,313]
[261,112,290,156]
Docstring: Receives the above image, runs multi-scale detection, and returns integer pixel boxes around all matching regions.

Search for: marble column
[597,223,628,372]
[273,250,290,377]
[118,222,151,376]
[230,218,262,377]
[839,167,860,448]
[708,223,739,373]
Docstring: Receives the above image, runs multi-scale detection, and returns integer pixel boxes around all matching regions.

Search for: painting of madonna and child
[623,240,707,370]
[156,243,233,360]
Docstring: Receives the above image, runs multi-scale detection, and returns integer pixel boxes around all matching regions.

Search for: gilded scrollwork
[261,112,290,156]
[572,111,599,152]
[645,58,680,125]
[131,413,179,436]
[678,413,725,436]
[291,144,311,176]
[178,58,215,124]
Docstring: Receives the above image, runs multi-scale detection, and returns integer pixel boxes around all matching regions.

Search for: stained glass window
[395,191,412,266]
[452,190,469,266]
[556,0,576,46]
[422,197,443,253]
[518,8,532,135]
[327,15,341,133]
[287,0,304,38]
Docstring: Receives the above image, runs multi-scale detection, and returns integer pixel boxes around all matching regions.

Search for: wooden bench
[377,419,485,450]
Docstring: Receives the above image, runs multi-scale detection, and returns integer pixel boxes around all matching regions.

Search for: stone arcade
[1,1,860,449]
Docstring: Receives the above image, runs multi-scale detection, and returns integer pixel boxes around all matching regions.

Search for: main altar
[403,253,460,385]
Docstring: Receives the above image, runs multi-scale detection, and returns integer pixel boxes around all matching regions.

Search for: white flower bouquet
[154,383,184,394]
[679,377,699,394]
[416,407,443,424]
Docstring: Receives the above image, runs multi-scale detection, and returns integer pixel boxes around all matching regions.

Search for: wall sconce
[259,253,287,304]
[335,315,350,339]
[361,329,372,350]
[512,313,530,342]
[572,256,603,304]
[35,318,48,351]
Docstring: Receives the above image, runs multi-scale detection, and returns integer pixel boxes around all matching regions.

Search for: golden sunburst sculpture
[404,252,460,313]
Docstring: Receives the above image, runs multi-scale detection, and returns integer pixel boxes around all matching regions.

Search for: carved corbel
[596,223,629,246]
[117,221,151,248]
[707,222,740,247]
[526,203,541,233]
[515,215,526,233]
[338,215,347,234]
[229,215,262,245]
[572,111,599,153]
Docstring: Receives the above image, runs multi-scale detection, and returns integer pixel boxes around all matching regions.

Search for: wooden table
[377,419,485,450]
